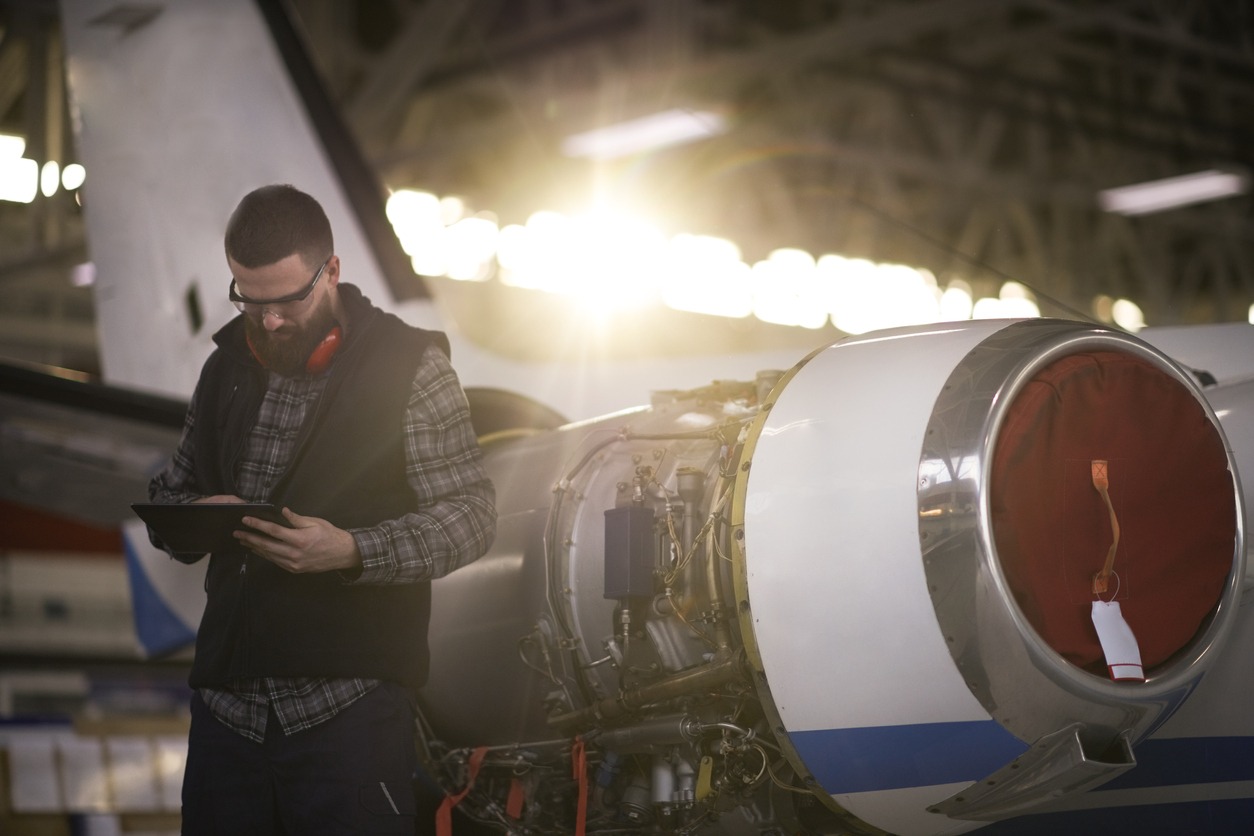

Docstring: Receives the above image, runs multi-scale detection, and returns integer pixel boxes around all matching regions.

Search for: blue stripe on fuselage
[789,721,1029,794]
[792,723,1254,796]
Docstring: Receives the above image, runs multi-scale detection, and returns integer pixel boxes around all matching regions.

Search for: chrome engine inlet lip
[922,320,1245,735]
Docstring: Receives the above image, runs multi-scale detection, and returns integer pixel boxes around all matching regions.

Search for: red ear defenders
[247,325,342,374]
[305,325,342,374]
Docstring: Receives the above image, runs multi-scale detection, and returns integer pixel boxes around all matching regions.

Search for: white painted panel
[743,321,1008,732]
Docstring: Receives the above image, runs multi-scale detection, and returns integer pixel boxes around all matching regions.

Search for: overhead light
[0,157,38,203]
[1098,169,1248,216]
[41,161,60,197]
[0,133,26,158]
[62,163,87,191]
[562,109,726,160]
[72,262,96,288]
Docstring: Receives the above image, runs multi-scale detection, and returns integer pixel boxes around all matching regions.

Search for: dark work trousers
[181,683,418,835]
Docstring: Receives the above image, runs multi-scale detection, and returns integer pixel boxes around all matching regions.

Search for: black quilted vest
[188,284,447,690]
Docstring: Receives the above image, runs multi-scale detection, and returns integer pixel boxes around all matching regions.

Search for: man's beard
[244,297,339,377]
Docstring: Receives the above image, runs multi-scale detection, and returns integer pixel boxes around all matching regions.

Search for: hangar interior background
[0,2,1252,832]
[0,0,1252,377]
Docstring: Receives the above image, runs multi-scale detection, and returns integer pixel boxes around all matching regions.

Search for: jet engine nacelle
[419,319,1246,836]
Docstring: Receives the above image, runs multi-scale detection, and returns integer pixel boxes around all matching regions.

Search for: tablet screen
[132,502,291,554]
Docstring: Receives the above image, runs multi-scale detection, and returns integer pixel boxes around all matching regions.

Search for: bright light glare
[971,297,1002,319]
[40,160,60,197]
[972,282,1041,319]
[824,256,874,334]
[1000,281,1029,300]
[388,189,449,276]
[752,249,827,329]
[939,280,974,321]
[1249,304,1254,325]
[1111,298,1145,332]
[387,189,439,227]
[662,234,752,318]
[498,211,573,292]
[499,208,668,314]
[62,163,86,190]
[824,256,941,334]
[495,224,528,274]
[384,185,1052,333]
[0,134,25,158]
[439,195,466,226]
[444,216,499,281]
[0,157,38,203]
[576,210,668,312]
[499,210,569,293]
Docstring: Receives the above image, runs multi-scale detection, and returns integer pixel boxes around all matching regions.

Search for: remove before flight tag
[1091,600,1145,681]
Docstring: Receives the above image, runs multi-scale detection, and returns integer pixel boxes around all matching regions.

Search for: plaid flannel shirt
[151,341,495,741]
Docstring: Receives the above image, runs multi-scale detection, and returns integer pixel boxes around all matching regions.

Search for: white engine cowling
[734,319,1243,835]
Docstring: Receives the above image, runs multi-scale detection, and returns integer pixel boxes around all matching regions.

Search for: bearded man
[146,183,496,835]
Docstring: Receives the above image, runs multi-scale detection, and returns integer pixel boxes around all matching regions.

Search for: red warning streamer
[1090,460,1122,597]
[436,746,489,836]
[572,738,588,836]
[506,776,526,820]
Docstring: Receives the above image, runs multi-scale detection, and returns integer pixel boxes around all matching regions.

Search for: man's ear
[324,254,341,288]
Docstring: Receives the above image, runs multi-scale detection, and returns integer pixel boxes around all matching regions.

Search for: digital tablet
[131,502,291,554]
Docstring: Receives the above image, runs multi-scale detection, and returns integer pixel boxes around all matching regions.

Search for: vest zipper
[239,553,251,673]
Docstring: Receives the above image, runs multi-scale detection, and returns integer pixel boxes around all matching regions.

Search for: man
[147,184,496,834]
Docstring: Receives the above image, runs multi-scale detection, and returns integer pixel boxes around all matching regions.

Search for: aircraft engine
[418,318,1246,836]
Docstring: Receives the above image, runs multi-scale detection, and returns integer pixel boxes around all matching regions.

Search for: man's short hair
[225,184,334,269]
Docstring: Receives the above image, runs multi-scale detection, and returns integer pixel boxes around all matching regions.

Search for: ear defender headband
[246,325,342,374]
[305,325,342,374]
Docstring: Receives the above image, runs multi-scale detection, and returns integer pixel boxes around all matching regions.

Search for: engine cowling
[419,318,1245,836]
[734,318,1243,835]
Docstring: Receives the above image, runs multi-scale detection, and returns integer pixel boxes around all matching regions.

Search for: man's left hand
[234,508,362,574]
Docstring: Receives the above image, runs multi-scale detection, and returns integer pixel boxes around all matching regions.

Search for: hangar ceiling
[1,0,1252,375]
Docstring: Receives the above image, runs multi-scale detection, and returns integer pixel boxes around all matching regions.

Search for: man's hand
[234,508,362,574]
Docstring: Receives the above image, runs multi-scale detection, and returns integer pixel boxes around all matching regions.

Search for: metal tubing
[549,650,746,730]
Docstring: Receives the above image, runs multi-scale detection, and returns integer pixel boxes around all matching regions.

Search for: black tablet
[131,502,291,554]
